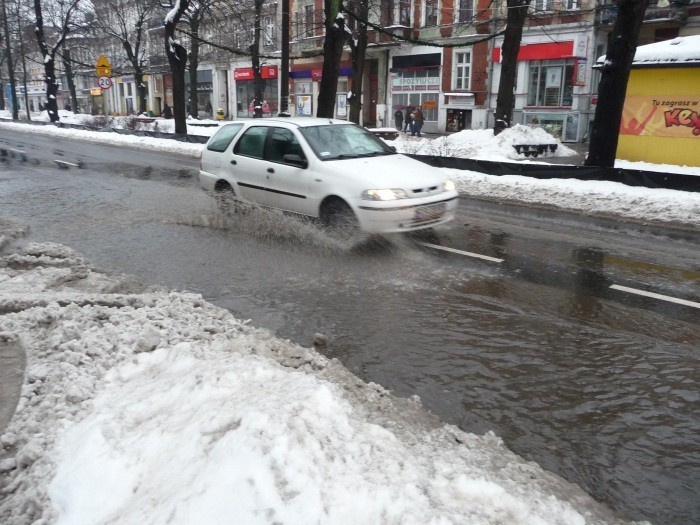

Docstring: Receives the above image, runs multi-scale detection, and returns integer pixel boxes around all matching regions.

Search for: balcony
[596,2,688,27]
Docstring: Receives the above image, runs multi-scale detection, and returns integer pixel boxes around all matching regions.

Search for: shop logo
[663,107,700,136]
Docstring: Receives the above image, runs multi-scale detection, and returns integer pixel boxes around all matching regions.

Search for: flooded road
[1,137,698,524]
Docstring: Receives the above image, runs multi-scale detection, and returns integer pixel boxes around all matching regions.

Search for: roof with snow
[596,35,700,67]
[632,35,700,66]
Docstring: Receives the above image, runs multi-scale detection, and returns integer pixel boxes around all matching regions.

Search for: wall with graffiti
[617,67,700,166]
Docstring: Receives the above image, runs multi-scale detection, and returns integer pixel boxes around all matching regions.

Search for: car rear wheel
[215,182,238,215]
[321,199,359,241]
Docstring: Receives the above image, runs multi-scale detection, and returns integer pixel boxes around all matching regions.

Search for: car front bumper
[355,194,459,233]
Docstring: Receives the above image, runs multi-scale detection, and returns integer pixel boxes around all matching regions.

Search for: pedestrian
[162,103,173,119]
[65,102,72,111]
[411,105,424,137]
[394,108,403,131]
[205,100,212,116]
[404,106,413,133]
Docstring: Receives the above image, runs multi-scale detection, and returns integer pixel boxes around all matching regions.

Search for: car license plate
[413,202,446,222]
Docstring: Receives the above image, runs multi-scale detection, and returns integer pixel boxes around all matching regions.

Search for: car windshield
[299,124,395,161]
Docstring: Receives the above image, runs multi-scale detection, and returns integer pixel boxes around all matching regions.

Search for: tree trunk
[347,0,368,124]
[61,48,79,112]
[164,0,190,135]
[188,17,200,118]
[493,0,529,135]
[585,0,650,167]
[317,0,345,118]
[279,0,290,116]
[33,0,59,122]
[251,0,263,118]
[122,38,147,115]
[2,0,18,120]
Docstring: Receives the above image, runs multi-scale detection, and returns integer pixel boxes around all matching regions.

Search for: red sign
[234,66,279,81]
[492,41,574,63]
[312,69,323,81]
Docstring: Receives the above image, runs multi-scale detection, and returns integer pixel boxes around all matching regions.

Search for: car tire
[321,199,359,241]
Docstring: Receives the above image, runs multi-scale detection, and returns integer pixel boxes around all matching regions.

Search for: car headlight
[442,179,455,192]
[361,188,408,200]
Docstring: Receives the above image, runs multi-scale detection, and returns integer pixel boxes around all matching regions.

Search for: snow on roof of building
[632,35,700,65]
[596,35,700,66]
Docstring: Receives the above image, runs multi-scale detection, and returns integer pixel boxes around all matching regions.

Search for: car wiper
[333,153,361,159]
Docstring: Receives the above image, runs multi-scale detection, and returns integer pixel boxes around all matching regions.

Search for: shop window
[425,0,439,26]
[527,60,575,107]
[453,51,471,90]
[457,0,474,23]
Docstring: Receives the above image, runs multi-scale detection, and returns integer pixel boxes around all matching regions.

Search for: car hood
[324,154,445,189]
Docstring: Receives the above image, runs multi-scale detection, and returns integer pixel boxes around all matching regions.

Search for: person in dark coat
[162,103,173,119]
[403,106,413,132]
[394,108,403,131]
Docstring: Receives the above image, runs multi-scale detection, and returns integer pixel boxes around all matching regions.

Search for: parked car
[199,118,458,236]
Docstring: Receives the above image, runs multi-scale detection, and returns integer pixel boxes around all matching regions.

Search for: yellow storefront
[617,38,700,167]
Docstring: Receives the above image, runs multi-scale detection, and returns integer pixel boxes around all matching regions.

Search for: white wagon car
[199,118,458,235]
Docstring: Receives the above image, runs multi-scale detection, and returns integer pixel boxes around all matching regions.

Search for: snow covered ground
[0,225,644,524]
[1,113,698,229]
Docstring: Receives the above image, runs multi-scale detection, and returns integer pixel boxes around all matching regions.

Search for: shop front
[390,52,441,133]
[233,66,279,118]
[289,65,352,119]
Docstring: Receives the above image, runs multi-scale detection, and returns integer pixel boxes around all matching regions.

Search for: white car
[199,118,459,235]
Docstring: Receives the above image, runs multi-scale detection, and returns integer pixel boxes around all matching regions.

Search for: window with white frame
[399,0,411,25]
[264,16,275,46]
[457,0,473,23]
[532,0,552,12]
[563,0,579,10]
[453,51,471,90]
[304,4,314,37]
[424,0,439,26]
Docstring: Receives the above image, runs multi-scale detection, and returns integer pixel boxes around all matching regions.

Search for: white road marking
[418,242,504,263]
[54,159,79,168]
[610,284,700,309]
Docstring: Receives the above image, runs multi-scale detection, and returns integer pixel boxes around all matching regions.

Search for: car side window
[207,123,244,152]
[234,126,268,159]
[267,128,305,164]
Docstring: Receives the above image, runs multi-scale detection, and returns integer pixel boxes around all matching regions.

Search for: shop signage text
[234,66,279,81]
[621,96,700,137]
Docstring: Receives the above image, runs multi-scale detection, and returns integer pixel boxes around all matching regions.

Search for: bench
[133,117,155,124]
[513,144,558,157]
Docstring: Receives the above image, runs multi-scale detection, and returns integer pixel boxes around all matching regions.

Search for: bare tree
[98,0,159,115]
[493,0,530,135]
[586,0,651,167]
[12,0,34,119]
[164,0,189,134]
[33,0,82,122]
[344,0,368,124]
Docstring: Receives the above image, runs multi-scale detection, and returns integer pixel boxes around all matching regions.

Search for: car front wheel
[321,199,359,241]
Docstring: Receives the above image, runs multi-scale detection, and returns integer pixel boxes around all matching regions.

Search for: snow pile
[0,239,638,524]
[445,171,700,227]
[632,35,700,65]
[387,124,577,161]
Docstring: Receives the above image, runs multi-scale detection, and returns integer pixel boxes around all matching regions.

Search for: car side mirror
[283,154,308,168]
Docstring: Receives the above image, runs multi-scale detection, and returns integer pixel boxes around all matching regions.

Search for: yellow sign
[621,96,700,138]
[90,88,102,96]
[95,55,112,77]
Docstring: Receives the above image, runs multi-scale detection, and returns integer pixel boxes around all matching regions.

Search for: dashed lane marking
[610,284,700,309]
[417,242,504,263]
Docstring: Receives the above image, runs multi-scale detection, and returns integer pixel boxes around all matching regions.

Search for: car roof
[223,117,352,129]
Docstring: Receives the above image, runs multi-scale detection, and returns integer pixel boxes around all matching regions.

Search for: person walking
[403,106,413,133]
[162,103,173,119]
[411,105,424,137]
[394,108,404,131]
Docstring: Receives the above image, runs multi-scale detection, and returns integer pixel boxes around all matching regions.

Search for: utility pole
[278,0,289,116]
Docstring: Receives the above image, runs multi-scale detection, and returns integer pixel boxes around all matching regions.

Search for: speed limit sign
[97,76,113,89]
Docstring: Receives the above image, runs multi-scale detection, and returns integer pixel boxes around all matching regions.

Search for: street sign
[97,76,113,89]
[95,55,112,77]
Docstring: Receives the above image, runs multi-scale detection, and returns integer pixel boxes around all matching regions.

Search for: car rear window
[207,123,244,152]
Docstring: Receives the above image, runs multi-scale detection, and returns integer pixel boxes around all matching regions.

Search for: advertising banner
[621,96,700,137]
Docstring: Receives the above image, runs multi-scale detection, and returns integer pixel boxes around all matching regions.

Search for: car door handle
[267,168,274,173]
[230,160,236,165]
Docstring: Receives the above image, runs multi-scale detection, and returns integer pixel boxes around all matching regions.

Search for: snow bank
[0,237,638,524]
